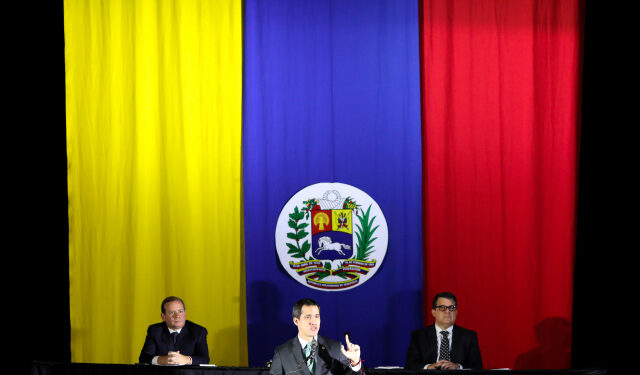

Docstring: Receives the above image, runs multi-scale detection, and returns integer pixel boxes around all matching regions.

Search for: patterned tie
[169,331,179,351]
[304,343,315,375]
[439,331,450,361]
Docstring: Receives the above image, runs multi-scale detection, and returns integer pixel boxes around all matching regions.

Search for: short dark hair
[432,292,457,309]
[293,298,319,318]
[161,296,185,314]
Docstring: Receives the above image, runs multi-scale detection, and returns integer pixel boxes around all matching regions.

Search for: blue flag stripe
[243,0,423,366]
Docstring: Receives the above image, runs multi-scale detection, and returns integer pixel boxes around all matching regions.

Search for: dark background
[14,1,617,373]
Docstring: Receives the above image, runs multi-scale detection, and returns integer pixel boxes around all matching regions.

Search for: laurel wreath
[286,206,311,260]
[286,199,377,280]
[355,205,379,261]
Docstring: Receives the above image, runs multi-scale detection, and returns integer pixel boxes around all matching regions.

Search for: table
[30,362,606,375]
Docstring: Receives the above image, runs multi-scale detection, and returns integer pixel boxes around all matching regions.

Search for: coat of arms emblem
[275,183,388,291]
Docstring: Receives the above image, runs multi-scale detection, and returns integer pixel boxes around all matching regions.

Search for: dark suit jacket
[139,320,210,365]
[270,336,357,375]
[404,325,482,370]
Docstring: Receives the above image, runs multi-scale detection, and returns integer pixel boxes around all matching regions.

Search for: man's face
[294,304,321,341]
[162,300,186,330]
[431,297,457,329]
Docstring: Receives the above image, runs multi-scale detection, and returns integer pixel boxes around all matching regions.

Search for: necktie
[304,343,315,375]
[439,331,450,362]
[169,331,179,351]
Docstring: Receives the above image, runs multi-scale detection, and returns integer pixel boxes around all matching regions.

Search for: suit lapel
[427,326,438,363]
[450,325,461,363]
[162,324,172,351]
[177,322,189,347]
[290,337,311,375]
[315,336,330,375]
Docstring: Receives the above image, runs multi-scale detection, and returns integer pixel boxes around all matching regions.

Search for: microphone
[286,339,318,375]
[308,338,318,359]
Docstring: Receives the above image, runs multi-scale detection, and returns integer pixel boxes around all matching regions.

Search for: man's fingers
[345,334,351,347]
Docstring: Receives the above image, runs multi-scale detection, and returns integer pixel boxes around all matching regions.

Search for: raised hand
[340,334,361,365]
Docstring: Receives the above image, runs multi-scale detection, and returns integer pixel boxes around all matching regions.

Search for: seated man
[405,292,482,370]
[270,298,362,375]
[139,296,210,365]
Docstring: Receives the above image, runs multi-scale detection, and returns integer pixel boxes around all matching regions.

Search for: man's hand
[157,351,192,365]
[428,360,459,370]
[340,334,361,365]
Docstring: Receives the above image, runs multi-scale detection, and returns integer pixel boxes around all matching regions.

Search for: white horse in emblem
[316,236,351,255]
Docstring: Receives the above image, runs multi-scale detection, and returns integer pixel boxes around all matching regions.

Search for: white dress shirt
[423,325,462,369]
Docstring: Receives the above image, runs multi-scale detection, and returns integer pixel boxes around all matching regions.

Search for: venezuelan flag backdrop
[65,0,581,369]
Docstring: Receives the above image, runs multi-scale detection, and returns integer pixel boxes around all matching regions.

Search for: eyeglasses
[434,305,457,312]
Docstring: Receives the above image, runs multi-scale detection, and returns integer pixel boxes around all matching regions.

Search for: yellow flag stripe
[65,0,244,364]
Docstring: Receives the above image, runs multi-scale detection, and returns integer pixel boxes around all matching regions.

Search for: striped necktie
[304,343,315,375]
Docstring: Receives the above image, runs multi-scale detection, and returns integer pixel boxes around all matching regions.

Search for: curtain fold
[420,0,581,369]
[65,0,245,364]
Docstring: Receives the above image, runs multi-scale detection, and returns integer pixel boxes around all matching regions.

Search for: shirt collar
[435,324,454,335]
[297,334,318,348]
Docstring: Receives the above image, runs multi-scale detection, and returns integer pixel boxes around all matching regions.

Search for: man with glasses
[270,298,363,375]
[404,292,482,370]
[139,296,210,365]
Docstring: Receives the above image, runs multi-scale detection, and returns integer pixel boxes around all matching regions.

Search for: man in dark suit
[405,292,482,370]
[139,296,210,365]
[270,298,362,375]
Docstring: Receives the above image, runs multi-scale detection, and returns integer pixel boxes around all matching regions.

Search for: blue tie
[169,331,179,351]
